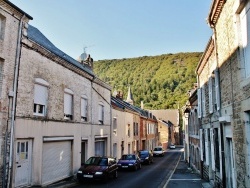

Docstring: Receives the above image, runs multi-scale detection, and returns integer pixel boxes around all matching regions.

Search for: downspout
[7,14,25,188]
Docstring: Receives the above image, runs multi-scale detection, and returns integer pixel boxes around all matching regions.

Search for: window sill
[33,113,45,117]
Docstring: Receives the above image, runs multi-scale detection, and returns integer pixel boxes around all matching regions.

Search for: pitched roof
[27,25,94,76]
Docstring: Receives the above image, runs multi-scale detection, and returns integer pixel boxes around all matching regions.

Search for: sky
[10,0,213,61]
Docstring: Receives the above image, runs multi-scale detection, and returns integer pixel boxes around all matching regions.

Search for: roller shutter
[42,141,71,185]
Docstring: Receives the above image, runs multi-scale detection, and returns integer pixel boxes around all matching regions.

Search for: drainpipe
[7,14,25,188]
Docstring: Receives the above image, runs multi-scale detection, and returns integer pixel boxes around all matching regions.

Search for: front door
[81,141,87,165]
[15,139,32,187]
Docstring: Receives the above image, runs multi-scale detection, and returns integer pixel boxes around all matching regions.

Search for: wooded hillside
[94,52,202,110]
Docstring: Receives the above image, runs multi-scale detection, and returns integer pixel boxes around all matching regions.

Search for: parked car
[77,156,118,182]
[138,150,153,164]
[117,154,141,171]
[170,144,176,149]
[153,146,165,157]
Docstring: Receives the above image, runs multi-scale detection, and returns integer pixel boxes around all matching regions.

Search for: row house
[150,109,179,150]
[0,1,112,187]
[182,85,201,174]
[194,0,250,187]
[111,92,158,160]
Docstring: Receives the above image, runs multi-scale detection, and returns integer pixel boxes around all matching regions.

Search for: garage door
[42,141,72,185]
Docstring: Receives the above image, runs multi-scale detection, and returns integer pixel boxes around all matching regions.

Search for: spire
[126,86,134,105]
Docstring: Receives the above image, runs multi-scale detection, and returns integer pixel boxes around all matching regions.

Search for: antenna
[83,44,95,54]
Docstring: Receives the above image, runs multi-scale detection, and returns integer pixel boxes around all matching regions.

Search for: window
[113,117,117,134]
[198,88,202,118]
[81,97,88,121]
[0,59,3,98]
[98,103,104,124]
[202,85,206,117]
[33,79,49,116]
[133,122,139,136]
[214,69,221,111]
[127,124,130,137]
[240,3,250,78]
[0,14,6,40]
[64,88,73,120]
[209,77,214,114]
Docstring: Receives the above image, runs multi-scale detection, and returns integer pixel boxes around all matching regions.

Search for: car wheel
[134,165,138,171]
[113,170,118,179]
[139,163,142,169]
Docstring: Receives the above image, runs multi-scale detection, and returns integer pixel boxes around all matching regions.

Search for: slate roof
[27,25,94,76]
[111,96,157,120]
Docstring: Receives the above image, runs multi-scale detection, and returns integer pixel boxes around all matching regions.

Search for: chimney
[141,101,144,109]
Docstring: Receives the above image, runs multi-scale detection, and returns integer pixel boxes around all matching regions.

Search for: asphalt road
[72,149,182,188]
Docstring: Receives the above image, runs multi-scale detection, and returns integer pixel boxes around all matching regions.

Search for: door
[81,141,87,164]
[226,138,236,188]
[113,143,117,158]
[15,139,32,187]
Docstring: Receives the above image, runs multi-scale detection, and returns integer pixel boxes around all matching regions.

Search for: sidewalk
[165,153,211,188]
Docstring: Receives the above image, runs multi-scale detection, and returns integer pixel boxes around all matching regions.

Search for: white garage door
[42,141,72,185]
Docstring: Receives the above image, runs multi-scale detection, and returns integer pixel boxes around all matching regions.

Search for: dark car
[77,156,118,182]
[138,150,153,164]
[117,154,141,171]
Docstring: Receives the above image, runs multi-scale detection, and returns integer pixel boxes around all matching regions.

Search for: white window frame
[33,78,49,116]
[240,3,250,78]
[64,88,73,120]
[98,103,104,124]
[81,97,88,122]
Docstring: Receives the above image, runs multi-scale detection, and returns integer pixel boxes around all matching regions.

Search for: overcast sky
[10,0,212,60]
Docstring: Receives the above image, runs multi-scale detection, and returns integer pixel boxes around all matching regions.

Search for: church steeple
[126,86,134,105]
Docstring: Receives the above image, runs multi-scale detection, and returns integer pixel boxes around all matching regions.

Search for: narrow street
[70,149,182,188]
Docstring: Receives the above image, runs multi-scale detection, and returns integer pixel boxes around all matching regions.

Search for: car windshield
[85,157,108,166]
[139,151,148,156]
[154,148,162,151]
[122,155,136,160]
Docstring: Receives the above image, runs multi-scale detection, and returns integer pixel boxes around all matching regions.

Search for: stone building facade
[1,1,112,187]
[197,0,250,187]
[0,1,32,187]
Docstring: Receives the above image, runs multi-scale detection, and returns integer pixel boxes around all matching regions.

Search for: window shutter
[200,129,203,161]
[64,93,72,115]
[81,98,87,117]
[202,86,206,117]
[210,129,215,170]
[34,84,47,105]
[209,77,213,114]
[198,88,202,118]
[205,129,209,165]
[214,69,221,111]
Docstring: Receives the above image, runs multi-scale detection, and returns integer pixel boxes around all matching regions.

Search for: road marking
[162,154,182,188]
